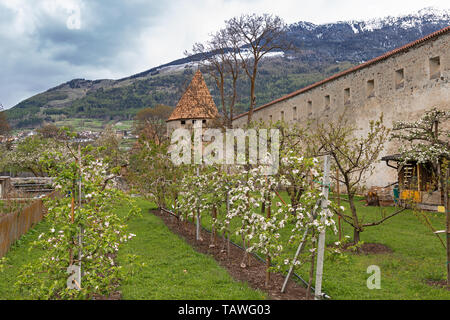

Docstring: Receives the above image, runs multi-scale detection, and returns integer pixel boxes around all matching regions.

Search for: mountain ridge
[6,7,450,129]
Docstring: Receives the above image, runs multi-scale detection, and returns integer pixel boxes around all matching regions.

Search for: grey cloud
[0,0,166,108]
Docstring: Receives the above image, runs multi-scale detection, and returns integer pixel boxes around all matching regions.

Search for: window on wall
[429,56,441,79]
[395,68,404,89]
[269,115,273,122]
[324,95,330,108]
[281,111,285,122]
[307,100,312,116]
[192,120,196,124]
[344,88,351,105]
[181,120,186,125]
[202,119,206,124]
[366,79,375,98]
[293,106,297,121]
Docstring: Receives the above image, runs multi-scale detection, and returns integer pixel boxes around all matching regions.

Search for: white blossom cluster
[176,151,340,272]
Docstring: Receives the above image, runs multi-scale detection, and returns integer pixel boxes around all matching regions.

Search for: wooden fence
[0,192,56,258]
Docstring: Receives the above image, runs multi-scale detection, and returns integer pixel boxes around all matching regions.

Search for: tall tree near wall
[391,108,450,288]
[190,30,241,129]
[224,14,292,124]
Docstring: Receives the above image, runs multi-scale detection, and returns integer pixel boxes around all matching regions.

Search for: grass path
[0,220,48,299]
[116,199,266,300]
[2,195,448,300]
[0,198,264,300]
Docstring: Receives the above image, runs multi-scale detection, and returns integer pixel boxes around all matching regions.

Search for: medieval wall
[232,31,450,188]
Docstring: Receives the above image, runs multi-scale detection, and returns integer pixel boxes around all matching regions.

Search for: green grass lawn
[116,199,266,300]
[1,194,448,300]
[196,192,450,300]
[0,198,265,300]
[321,197,450,300]
[0,220,49,299]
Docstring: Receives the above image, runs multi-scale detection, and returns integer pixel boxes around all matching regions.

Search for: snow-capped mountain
[7,7,450,128]
[130,7,450,78]
[288,7,449,62]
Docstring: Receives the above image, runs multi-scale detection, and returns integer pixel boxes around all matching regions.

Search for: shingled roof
[167,70,218,122]
[233,26,450,121]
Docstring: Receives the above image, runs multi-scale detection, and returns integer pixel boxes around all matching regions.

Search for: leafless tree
[134,105,173,145]
[189,29,241,129]
[225,14,292,124]
[312,112,406,244]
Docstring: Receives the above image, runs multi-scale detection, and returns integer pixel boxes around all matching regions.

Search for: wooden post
[70,196,74,265]
[417,164,421,192]
[226,191,230,257]
[306,230,316,300]
[78,145,83,288]
[315,155,330,300]
[196,167,201,241]
[445,164,449,289]
[336,167,342,241]
[211,205,217,245]
[265,196,271,287]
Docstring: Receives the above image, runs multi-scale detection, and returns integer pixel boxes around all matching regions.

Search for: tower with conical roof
[166,70,218,133]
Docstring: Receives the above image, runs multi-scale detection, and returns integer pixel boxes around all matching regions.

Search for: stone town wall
[232,31,450,188]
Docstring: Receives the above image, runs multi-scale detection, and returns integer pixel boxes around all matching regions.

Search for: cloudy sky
[0,0,448,109]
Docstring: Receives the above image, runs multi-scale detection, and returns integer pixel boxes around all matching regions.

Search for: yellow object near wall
[400,190,422,202]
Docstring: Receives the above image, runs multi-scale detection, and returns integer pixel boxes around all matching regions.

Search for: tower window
[429,56,441,79]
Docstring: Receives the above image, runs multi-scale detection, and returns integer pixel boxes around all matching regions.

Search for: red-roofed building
[166,70,218,133]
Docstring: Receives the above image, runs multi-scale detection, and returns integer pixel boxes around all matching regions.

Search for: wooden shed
[0,176,12,199]
[382,154,443,211]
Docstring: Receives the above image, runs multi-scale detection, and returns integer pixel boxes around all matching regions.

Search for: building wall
[232,32,450,188]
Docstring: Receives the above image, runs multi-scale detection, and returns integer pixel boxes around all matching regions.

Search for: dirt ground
[153,209,309,300]
[332,242,393,255]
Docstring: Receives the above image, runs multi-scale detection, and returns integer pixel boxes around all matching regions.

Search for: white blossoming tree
[15,145,141,299]
[392,108,450,288]
[129,138,182,209]
[313,112,406,244]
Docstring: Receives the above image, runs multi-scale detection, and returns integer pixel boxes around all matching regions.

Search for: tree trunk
[265,257,271,287]
[306,232,316,300]
[247,68,257,125]
[265,196,272,286]
[438,161,449,289]
[348,192,361,244]
[353,228,360,244]
[211,205,217,246]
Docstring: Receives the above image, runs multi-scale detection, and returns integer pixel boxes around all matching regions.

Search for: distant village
[0,128,137,146]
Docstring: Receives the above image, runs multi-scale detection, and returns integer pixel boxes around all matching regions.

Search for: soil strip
[153,209,308,300]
